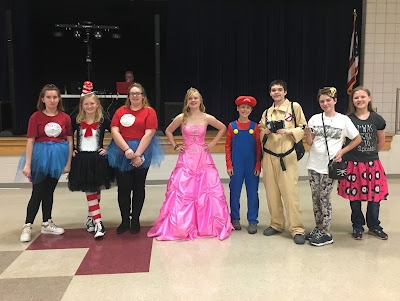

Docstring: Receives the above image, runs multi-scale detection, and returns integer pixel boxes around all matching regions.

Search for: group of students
[18,79,389,247]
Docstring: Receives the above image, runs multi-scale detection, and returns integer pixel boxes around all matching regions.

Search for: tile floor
[0,179,399,300]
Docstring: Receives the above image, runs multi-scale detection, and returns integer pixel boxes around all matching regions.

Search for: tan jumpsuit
[259,98,307,236]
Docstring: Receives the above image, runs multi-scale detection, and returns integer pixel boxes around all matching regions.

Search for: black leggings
[116,168,149,225]
[25,176,59,224]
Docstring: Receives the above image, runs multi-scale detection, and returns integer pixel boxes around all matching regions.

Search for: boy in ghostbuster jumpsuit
[225,96,262,234]
[259,80,307,244]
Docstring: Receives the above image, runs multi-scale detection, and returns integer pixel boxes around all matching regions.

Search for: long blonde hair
[76,94,103,123]
[125,83,151,108]
[348,86,374,115]
[182,87,206,125]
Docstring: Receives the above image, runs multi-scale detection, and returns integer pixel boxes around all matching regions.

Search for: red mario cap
[235,96,256,107]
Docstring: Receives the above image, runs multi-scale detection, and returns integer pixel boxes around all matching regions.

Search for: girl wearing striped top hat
[68,81,114,239]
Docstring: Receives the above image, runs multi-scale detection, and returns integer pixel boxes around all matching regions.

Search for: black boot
[130,220,141,234]
[116,220,130,234]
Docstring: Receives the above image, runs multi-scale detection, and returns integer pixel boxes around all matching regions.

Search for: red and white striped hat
[81,81,93,96]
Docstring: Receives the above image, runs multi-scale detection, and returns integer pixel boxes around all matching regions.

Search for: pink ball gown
[147,124,233,241]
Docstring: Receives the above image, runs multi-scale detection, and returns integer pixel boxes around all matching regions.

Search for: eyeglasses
[129,92,143,96]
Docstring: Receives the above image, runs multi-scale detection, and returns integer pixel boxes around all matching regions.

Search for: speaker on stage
[164,102,183,134]
[0,101,11,132]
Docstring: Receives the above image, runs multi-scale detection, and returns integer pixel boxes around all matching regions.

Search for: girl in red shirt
[18,84,73,242]
[107,83,163,234]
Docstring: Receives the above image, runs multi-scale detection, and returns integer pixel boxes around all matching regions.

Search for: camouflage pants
[308,169,336,231]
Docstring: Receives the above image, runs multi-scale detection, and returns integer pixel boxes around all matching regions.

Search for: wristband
[124,147,131,152]
[174,145,179,150]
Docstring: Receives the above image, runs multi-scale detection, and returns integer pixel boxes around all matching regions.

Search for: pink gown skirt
[147,125,233,241]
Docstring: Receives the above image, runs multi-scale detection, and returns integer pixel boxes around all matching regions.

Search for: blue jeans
[350,200,382,232]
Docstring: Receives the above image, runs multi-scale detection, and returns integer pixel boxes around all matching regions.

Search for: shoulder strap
[321,114,330,158]
[230,121,238,131]
[249,121,256,131]
[291,102,297,127]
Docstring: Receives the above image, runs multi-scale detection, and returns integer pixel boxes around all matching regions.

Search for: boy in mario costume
[225,96,262,234]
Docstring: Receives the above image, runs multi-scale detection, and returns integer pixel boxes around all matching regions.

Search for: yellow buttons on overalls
[249,129,254,134]
[233,129,238,134]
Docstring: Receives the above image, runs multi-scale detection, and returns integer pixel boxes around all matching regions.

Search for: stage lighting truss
[54,22,120,40]
[53,22,120,80]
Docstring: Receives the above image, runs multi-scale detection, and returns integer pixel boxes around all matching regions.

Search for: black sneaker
[231,219,241,230]
[368,229,388,240]
[305,227,321,240]
[94,221,106,238]
[352,229,363,240]
[309,231,333,246]
[85,217,95,233]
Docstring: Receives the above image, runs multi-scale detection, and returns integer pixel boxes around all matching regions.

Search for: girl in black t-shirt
[338,86,389,241]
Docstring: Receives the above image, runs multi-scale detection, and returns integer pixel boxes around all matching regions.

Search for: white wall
[362,0,400,133]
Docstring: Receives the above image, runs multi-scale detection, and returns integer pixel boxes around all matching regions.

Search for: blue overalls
[229,121,259,224]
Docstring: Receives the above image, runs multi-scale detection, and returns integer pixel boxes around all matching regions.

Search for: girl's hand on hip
[98,148,107,156]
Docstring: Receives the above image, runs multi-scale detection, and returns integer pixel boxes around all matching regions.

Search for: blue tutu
[107,136,164,172]
[15,141,69,184]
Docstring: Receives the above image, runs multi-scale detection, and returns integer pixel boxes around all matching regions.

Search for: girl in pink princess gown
[147,88,233,241]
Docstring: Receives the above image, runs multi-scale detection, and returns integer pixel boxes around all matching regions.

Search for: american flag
[347,10,359,95]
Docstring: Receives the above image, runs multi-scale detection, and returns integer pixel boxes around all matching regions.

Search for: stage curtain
[166,0,363,125]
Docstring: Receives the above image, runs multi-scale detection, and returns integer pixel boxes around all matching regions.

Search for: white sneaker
[20,223,32,242]
[85,217,95,232]
[94,221,106,238]
[41,219,65,235]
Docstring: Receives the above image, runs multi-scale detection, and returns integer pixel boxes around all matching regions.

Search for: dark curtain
[166,0,363,127]
[1,0,362,133]
[0,0,32,131]
[1,0,167,133]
